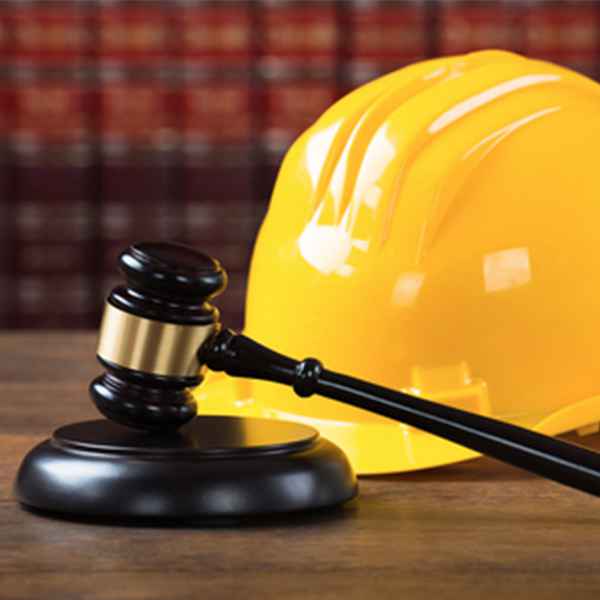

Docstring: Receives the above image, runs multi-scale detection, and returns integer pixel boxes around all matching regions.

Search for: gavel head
[91,242,227,431]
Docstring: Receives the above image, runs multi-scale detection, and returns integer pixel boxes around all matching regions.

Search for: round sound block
[15,416,357,521]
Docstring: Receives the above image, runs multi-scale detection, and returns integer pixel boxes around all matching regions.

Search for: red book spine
[97,73,180,296]
[174,0,257,329]
[257,0,341,182]
[345,0,428,86]
[438,0,519,57]
[10,1,97,329]
[522,1,600,78]
[259,0,339,73]
[97,1,182,305]
[171,0,253,73]
[179,74,255,148]
[179,78,257,256]
[11,1,93,67]
[260,76,339,157]
[96,0,169,69]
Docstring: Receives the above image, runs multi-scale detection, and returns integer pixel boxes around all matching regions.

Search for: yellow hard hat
[194,50,600,474]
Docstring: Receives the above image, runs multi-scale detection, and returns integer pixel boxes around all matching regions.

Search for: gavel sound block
[15,243,357,520]
[15,242,600,522]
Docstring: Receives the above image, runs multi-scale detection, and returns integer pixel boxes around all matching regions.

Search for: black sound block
[15,416,357,521]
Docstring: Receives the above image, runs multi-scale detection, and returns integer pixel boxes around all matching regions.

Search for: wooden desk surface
[1,332,600,599]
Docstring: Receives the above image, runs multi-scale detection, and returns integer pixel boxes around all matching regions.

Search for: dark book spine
[180,148,257,330]
[0,2,14,328]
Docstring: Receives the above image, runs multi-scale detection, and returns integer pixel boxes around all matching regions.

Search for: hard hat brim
[194,372,600,475]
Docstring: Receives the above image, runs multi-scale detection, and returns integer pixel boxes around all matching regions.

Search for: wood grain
[1,333,600,599]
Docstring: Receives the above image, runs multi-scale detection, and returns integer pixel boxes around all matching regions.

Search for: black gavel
[15,242,600,522]
[91,242,600,497]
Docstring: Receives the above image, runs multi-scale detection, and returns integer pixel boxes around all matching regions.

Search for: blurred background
[0,0,599,330]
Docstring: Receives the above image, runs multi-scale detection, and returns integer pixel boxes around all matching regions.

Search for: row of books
[2,2,599,71]
[0,155,264,329]
[1,0,600,329]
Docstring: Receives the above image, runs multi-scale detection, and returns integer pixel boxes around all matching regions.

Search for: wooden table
[1,332,600,599]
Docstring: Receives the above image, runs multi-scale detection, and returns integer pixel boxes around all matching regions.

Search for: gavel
[16,242,600,522]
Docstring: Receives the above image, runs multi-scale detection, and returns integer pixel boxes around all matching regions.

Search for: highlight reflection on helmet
[195,50,600,474]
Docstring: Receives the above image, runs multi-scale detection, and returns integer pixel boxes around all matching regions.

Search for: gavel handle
[203,330,600,496]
